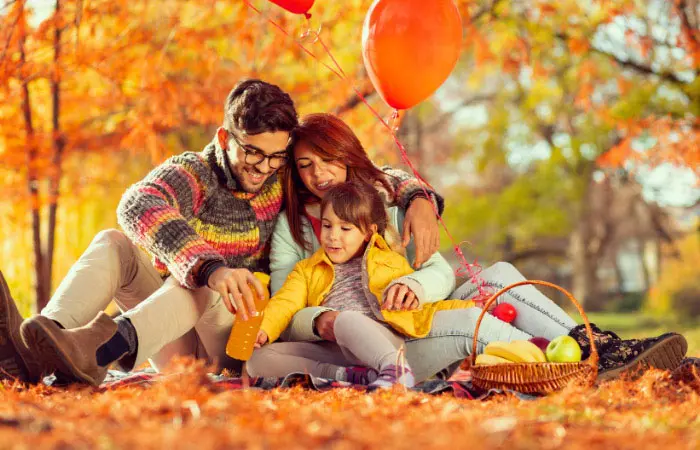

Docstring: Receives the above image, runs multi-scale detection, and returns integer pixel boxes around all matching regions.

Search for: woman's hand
[403,197,440,268]
[314,311,340,342]
[254,330,268,348]
[383,284,419,311]
[208,267,265,321]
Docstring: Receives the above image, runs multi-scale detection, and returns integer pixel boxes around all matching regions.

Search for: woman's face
[294,142,348,200]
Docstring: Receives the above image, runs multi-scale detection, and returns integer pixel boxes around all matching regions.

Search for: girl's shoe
[369,365,415,389]
[344,366,378,385]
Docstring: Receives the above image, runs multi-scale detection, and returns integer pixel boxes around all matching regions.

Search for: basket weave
[469,280,598,394]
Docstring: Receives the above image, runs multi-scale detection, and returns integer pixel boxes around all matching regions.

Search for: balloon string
[242,1,344,79]
[241,0,492,303]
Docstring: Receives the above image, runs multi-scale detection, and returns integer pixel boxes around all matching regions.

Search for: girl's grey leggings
[247,262,577,382]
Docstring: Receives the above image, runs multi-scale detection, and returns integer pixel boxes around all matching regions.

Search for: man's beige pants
[41,229,236,371]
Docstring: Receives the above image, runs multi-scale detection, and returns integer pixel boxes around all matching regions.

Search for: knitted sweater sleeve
[117,153,225,289]
[379,166,445,216]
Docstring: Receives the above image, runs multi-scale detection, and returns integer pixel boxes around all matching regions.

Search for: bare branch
[507,245,568,264]
[471,0,505,24]
[426,93,495,128]
[333,87,375,115]
[678,0,699,46]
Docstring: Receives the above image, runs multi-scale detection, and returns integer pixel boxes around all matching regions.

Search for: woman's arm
[379,166,444,214]
[269,213,332,342]
[269,213,306,294]
[384,207,456,304]
[386,252,456,305]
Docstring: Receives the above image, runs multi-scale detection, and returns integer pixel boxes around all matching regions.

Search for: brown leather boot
[21,312,118,386]
[0,271,43,383]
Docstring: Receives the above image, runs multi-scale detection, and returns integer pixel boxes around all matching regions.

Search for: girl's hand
[383,284,419,311]
[254,330,268,348]
[314,311,340,342]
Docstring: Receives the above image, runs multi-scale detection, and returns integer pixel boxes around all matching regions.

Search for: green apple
[545,335,582,363]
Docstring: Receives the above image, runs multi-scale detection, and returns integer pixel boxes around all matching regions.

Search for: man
[0,79,442,385]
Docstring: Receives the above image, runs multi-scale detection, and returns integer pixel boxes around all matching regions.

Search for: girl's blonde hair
[320,182,404,254]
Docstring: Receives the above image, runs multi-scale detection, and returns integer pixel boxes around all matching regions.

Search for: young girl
[252,181,473,388]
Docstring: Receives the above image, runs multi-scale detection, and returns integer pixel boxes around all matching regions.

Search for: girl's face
[320,205,373,264]
[294,142,348,200]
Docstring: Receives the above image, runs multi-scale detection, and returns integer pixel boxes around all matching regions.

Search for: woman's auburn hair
[282,113,395,251]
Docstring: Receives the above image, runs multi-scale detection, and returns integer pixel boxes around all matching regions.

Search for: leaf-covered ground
[0,360,698,450]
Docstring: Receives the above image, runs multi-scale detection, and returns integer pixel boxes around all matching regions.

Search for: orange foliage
[599,117,700,173]
[567,38,590,56]
[0,360,698,449]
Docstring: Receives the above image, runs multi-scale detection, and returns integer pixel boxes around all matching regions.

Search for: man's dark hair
[224,79,298,135]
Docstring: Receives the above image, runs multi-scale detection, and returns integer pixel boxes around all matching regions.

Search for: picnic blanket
[41,358,699,397]
[39,369,538,400]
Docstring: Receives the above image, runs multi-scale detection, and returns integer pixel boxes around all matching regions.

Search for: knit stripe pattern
[117,139,282,289]
[377,165,445,215]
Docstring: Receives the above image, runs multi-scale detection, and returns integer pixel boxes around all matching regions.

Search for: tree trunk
[613,255,625,295]
[18,8,47,312]
[46,0,64,305]
[569,170,600,308]
[398,110,423,172]
[569,227,596,307]
[638,238,651,292]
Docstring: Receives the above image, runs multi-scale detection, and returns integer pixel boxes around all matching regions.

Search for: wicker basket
[469,280,598,395]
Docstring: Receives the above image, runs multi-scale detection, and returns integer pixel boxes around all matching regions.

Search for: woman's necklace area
[304,203,321,219]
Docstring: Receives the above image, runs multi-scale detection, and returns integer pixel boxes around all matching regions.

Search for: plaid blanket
[40,357,699,397]
[63,369,538,401]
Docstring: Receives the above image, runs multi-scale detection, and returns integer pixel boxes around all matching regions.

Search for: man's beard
[233,165,274,193]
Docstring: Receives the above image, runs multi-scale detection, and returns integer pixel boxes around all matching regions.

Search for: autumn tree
[0,0,402,310]
[405,0,699,305]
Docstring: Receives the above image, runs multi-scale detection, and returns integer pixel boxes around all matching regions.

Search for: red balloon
[362,0,463,110]
[267,0,315,15]
[492,303,517,323]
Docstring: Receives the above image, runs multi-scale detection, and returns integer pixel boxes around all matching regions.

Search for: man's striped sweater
[117,139,441,289]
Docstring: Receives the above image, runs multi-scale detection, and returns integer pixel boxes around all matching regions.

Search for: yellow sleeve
[260,262,310,343]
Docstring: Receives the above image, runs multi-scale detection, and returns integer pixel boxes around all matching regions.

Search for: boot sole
[598,334,688,382]
[21,317,101,386]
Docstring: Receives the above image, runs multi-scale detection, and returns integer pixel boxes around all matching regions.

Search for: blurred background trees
[0,0,698,324]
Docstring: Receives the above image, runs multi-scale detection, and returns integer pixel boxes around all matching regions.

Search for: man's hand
[383,284,419,311]
[314,311,340,342]
[403,197,440,268]
[254,330,268,348]
[208,267,265,321]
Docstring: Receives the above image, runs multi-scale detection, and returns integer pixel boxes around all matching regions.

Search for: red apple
[528,337,551,352]
[492,303,517,323]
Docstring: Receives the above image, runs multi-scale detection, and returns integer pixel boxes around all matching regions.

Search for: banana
[511,340,547,363]
[475,354,513,365]
[484,341,537,363]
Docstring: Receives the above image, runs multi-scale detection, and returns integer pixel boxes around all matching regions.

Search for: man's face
[219,128,290,193]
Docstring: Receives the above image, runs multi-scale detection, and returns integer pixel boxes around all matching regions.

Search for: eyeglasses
[228,131,289,170]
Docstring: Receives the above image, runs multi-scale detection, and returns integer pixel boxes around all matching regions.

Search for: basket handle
[469,280,598,371]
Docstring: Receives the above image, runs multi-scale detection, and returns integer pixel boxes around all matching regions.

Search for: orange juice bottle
[225,272,270,361]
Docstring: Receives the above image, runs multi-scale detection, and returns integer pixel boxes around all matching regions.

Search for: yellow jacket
[260,233,474,343]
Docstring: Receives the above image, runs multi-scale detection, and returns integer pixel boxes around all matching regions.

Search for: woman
[249,113,687,384]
